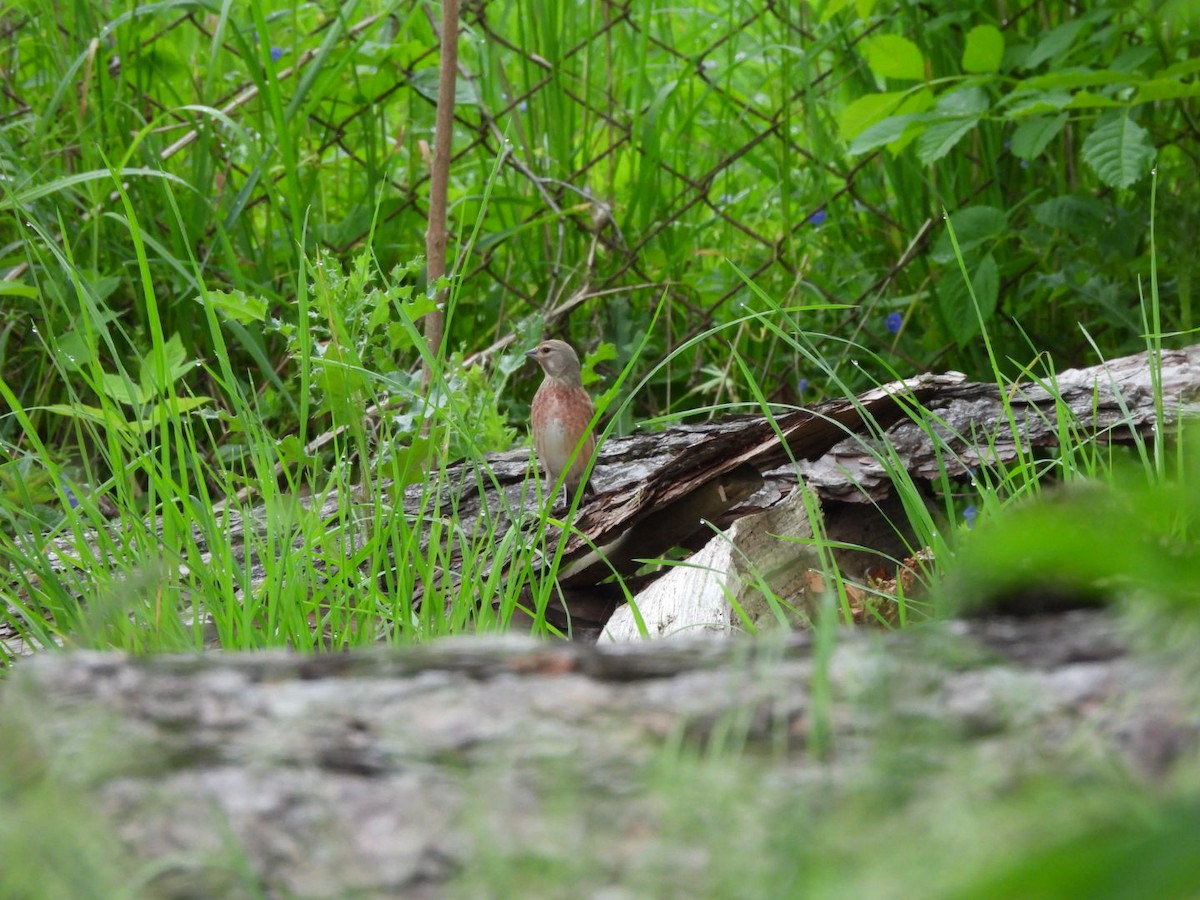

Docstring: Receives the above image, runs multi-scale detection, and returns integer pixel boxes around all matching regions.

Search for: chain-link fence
[4,1,1195,393]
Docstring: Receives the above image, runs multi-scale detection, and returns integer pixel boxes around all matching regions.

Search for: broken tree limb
[601,483,823,640]
[516,345,1200,636]
[798,343,1200,502]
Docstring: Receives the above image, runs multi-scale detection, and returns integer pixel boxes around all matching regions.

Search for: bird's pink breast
[532,381,595,485]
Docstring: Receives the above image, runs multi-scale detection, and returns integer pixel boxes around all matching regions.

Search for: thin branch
[422,0,460,398]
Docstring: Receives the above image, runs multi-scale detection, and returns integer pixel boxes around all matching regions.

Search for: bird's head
[526,339,582,382]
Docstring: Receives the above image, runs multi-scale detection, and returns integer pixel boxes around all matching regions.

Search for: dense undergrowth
[0,1,1197,652]
[1,4,1200,897]
[3,1,1197,425]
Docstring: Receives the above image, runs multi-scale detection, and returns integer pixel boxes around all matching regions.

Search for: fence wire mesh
[3,1,1194,394]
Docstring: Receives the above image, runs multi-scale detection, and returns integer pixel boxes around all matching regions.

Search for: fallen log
[5,345,1199,649]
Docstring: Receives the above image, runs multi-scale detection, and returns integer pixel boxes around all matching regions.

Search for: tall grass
[1,0,1196,658]
[5,1,1194,440]
[2,162,1189,658]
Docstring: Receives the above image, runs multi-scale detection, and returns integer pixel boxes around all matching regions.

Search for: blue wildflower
[61,478,79,510]
[963,505,978,528]
[806,208,827,227]
[885,311,903,334]
[797,377,809,394]
[270,47,285,63]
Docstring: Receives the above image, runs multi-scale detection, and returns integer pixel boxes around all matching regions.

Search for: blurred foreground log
[2,609,1196,897]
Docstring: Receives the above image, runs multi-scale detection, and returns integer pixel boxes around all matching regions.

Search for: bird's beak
[525,347,539,360]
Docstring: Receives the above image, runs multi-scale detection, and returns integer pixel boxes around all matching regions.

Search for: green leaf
[1025,20,1087,70]
[1133,79,1200,104]
[838,91,908,141]
[0,282,37,299]
[1003,90,1074,117]
[52,329,96,372]
[100,372,148,407]
[864,35,926,81]
[385,435,434,488]
[1064,90,1124,109]
[163,333,192,381]
[41,403,123,429]
[86,274,122,304]
[581,342,617,388]
[0,167,194,210]
[939,252,999,344]
[962,25,1004,74]
[917,116,979,164]
[807,0,853,24]
[407,68,480,106]
[139,333,195,398]
[134,397,213,434]
[1160,57,1200,79]
[931,206,1008,264]
[1033,195,1108,233]
[840,89,933,143]
[398,292,440,324]
[1110,45,1157,74]
[1026,69,1136,91]
[1010,114,1068,159]
[933,85,990,116]
[1081,113,1156,188]
[203,289,268,325]
[849,114,927,155]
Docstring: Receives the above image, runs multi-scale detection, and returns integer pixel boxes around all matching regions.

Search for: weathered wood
[532,346,1200,635]
[601,483,821,640]
[797,344,1200,502]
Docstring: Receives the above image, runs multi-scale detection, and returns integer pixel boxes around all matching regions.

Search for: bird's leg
[543,474,564,510]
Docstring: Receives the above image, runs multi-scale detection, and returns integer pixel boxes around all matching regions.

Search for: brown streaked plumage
[527,339,596,500]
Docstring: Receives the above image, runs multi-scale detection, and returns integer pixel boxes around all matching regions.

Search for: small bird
[527,339,596,501]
